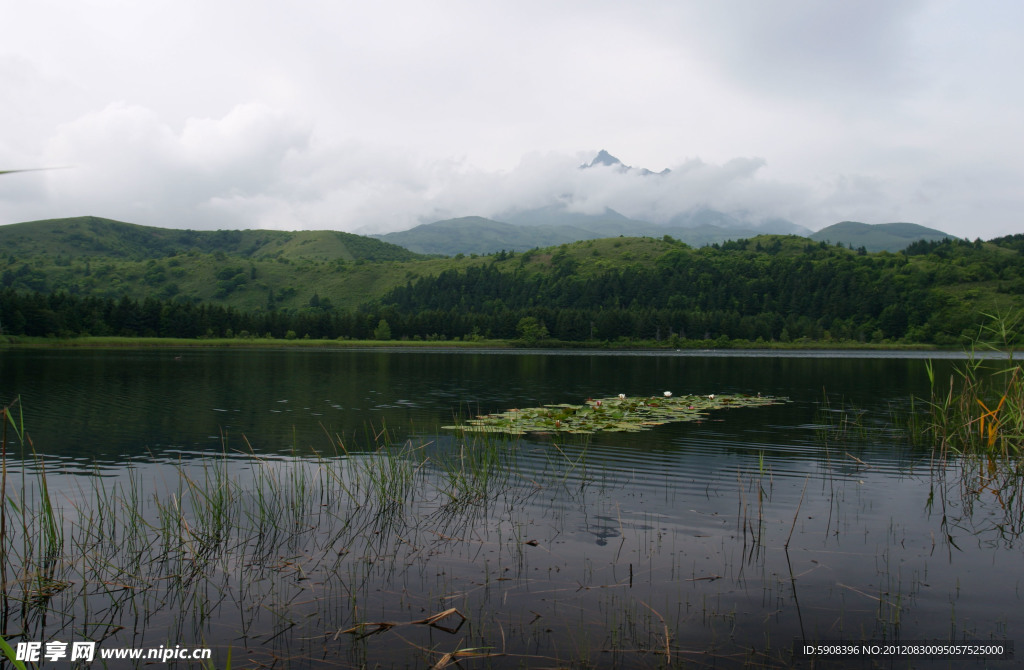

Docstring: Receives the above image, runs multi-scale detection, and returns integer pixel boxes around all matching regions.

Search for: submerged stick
[638,600,671,664]
[339,607,467,640]
[430,647,503,670]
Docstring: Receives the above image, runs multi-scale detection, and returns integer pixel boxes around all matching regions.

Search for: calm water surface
[0,349,1018,668]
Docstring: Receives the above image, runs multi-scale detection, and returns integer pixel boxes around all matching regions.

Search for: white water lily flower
[664,391,672,397]
[618,393,626,399]
[708,394,715,399]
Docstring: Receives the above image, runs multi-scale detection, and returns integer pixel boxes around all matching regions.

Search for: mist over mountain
[347,149,817,237]
[369,151,824,254]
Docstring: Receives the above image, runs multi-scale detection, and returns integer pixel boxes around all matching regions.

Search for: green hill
[809,221,957,252]
[0,216,421,262]
[0,216,427,312]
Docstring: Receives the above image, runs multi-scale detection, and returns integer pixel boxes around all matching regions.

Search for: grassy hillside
[0,216,420,262]
[0,216,429,312]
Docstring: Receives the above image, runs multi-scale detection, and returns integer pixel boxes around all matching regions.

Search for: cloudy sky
[1,1,1021,238]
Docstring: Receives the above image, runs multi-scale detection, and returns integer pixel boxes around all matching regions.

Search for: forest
[2,232,1023,346]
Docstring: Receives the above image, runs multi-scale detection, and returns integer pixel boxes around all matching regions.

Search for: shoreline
[0,334,951,352]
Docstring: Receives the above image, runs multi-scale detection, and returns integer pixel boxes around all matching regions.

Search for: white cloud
[1,0,1022,239]
[37,102,311,227]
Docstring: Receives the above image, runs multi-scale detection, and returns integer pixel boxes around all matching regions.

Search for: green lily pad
[447,393,787,435]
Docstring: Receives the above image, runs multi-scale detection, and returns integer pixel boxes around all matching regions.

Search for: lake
[0,348,1018,668]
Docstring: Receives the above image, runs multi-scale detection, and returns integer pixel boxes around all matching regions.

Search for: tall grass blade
[0,634,27,670]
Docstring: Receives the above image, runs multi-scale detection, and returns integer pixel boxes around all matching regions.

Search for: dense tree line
[0,288,495,341]
[377,238,1024,344]
[0,289,369,340]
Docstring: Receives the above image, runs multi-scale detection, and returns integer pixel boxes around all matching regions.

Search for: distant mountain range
[372,209,808,256]
[372,208,954,257]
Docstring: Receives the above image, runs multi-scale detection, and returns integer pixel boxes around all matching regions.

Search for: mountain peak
[581,150,670,175]
[585,150,624,168]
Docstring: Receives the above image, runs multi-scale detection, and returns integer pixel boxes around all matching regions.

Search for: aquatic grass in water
[445,392,787,435]
[2,397,69,631]
[1,396,17,630]
[430,432,523,509]
[924,312,1024,455]
[0,428,583,666]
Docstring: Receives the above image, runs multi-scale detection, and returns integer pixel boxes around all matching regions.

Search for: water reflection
[2,349,953,466]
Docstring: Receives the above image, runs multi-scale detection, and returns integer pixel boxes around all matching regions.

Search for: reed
[924,312,1024,455]
[432,432,516,508]
[813,391,874,444]
[1,396,16,629]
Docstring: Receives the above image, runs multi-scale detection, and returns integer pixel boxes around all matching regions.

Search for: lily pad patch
[444,393,787,435]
